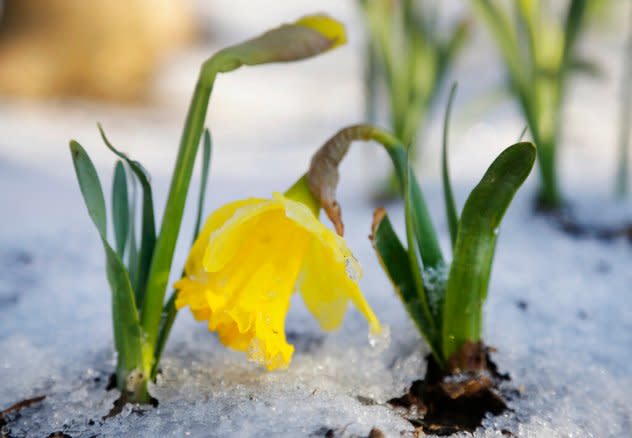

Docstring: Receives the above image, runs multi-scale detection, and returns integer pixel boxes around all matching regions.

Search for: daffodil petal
[185,198,263,277]
[174,278,210,321]
[277,194,362,273]
[297,229,380,335]
[203,200,284,272]
[297,238,349,331]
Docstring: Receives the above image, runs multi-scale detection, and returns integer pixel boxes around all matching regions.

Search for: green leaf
[516,0,539,72]
[410,171,445,269]
[473,0,528,94]
[381,136,444,269]
[112,161,129,257]
[385,146,444,269]
[442,142,536,360]
[69,141,107,235]
[442,83,458,249]
[562,0,589,68]
[98,124,156,309]
[193,129,212,240]
[69,141,143,382]
[127,173,140,290]
[441,17,470,67]
[151,292,176,379]
[371,209,442,363]
[103,240,144,385]
[403,159,439,346]
[363,36,382,124]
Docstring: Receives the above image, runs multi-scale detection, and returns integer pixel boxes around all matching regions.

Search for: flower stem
[140,64,216,372]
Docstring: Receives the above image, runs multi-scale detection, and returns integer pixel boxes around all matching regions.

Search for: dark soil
[310,426,384,438]
[103,373,158,420]
[388,343,512,436]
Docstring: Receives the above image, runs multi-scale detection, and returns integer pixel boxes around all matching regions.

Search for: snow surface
[1,1,632,437]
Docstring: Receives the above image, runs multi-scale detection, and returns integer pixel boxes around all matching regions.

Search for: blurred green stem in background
[473,0,590,210]
[359,0,469,197]
[615,2,632,198]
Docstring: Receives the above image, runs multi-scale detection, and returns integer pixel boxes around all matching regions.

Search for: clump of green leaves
[359,0,469,195]
[69,129,211,404]
[304,88,535,369]
[371,87,536,367]
[472,0,590,209]
[68,15,345,404]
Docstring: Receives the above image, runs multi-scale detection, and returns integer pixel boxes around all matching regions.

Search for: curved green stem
[140,66,215,373]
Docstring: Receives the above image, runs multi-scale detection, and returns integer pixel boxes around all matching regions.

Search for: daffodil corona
[175,182,380,370]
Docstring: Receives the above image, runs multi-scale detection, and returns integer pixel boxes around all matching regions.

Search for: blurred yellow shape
[295,14,347,48]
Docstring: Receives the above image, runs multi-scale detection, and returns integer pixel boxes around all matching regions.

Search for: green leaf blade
[103,239,144,383]
[193,129,212,241]
[442,83,459,248]
[371,209,442,363]
[442,142,536,360]
[386,146,444,269]
[127,174,140,290]
[112,161,130,257]
[69,141,107,236]
[69,140,143,381]
[402,160,441,348]
[562,0,589,67]
[98,125,156,308]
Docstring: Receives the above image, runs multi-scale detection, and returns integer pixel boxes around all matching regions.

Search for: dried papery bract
[68,14,346,405]
[308,125,375,236]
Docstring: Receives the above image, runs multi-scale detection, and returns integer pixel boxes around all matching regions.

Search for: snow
[1,1,632,437]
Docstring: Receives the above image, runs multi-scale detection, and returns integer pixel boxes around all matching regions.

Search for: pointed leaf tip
[69,140,107,236]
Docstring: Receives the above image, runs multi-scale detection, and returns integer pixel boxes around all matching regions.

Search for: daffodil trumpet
[69,14,346,405]
[174,175,381,370]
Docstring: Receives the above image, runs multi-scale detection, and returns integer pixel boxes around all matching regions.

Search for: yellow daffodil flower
[175,180,380,370]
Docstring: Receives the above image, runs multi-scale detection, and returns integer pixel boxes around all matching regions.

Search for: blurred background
[0,0,629,208]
